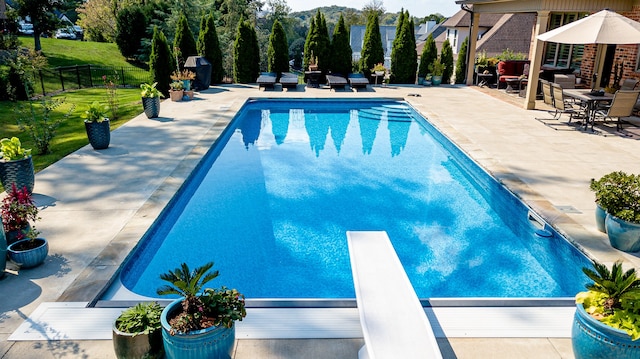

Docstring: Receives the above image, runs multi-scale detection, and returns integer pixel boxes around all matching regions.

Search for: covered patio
[457,0,640,110]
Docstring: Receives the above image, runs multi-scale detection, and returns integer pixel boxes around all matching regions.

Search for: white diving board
[347,231,443,359]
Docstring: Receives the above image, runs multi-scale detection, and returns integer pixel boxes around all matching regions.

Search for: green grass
[1,88,143,174]
[19,36,145,69]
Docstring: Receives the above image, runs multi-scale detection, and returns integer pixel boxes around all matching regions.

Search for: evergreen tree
[315,11,331,72]
[455,37,469,84]
[233,18,259,83]
[418,33,437,77]
[390,10,417,83]
[149,26,175,97]
[115,5,148,59]
[198,12,224,84]
[359,12,384,78]
[267,20,289,76]
[174,13,198,70]
[303,17,316,70]
[441,38,454,84]
[330,14,353,76]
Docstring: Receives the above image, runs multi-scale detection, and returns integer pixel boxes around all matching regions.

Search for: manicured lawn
[1,88,143,174]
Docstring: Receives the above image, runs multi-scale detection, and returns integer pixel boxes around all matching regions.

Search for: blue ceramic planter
[161,298,235,359]
[7,238,48,268]
[605,214,640,252]
[0,156,35,194]
[0,225,6,278]
[595,204,606,233]
[572,304,640,359]
[84,120,110,150]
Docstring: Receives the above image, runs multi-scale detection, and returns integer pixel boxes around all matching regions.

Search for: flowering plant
[1,183,39,239]
[157,262,246,335]
[170,69,195,81]
[102,72,119,119]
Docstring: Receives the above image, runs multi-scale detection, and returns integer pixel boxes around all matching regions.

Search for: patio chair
[551,82,585,123]
[279,73,299,90]
[256,72,277,90]
[326,74,347,90]
[594,89,640,130]
[535,79,559,120]
[348,73,370,90]
[620,78,639,90]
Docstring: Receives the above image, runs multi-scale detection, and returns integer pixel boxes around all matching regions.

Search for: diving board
[347,231,443,359]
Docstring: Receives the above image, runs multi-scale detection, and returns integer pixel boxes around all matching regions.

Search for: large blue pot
[7,238,48,268]
[0,156,35,194]
[605,214,640,252]
[572,304,640,359]
[161,298,235,359]
[0,222,6,278]
[595,204,606,233]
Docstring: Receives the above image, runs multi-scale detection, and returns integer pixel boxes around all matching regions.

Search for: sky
[286,0,461,18]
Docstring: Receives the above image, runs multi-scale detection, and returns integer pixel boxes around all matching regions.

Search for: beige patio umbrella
[537,9,640,89]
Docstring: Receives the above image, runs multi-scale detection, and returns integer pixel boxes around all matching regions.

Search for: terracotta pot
[170,90,184,102]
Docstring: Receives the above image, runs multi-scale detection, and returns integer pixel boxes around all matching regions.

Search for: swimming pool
[119,98,591,300]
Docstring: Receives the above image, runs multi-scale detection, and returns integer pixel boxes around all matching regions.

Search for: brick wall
[581,7,640,88]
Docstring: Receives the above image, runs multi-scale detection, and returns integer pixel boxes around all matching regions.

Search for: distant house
[350,25,398,68]
[439,10,536,59]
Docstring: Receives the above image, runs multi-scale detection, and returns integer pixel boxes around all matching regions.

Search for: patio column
[465,12,480,86]
[524,11,550,110]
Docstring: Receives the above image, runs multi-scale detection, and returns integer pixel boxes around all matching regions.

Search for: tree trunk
[34,32,42,52]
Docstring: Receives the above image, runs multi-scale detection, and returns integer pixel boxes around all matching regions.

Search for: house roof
[475,13,536,57]
[442,10,504,28]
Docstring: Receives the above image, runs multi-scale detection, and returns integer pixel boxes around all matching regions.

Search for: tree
[441,38,454,84]
[390,10,416,83]
[455,37,469,84]
[267,20,289,76]
[359,12,384,77]
[289,38,305,70]
[174,13,198,70]
[149,26,175,97]
[14,0,64,51]
[314,11,330,72]
[303,16,316,70]
[330,13,353,76]
[418,33,437,77]
[115,5,147,59]
[233,18,259,83]
[76,0,117,42]
[197,12,224,84]
[362,0,385,21]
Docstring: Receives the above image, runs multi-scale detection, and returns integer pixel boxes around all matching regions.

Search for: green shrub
[149,26,175,97]
[197,12,224,84]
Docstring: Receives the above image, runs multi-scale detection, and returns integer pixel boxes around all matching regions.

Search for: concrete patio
[2,82,640,358]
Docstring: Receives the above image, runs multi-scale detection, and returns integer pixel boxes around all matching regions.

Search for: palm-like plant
[582,261,640,313]
[157,262,245,334]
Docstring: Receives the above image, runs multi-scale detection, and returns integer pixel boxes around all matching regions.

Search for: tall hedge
[115,5,147,59]
[455,37,469,84]
[197,12,224,83]
[441,38,454,84]
[267,20,289,76]
[314,11,330,72]
[303,17,316,70]
[359,12,384,77]
[149,26,175,97]
[418,33,437,77]
[233,18,259,83]
[330,13,352,76]
[174,13,198,69]
[391,10,417,83]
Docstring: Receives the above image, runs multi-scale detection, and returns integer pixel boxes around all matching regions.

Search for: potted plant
[113,302,164,359]
[308,51,319,71]
[171,69,196,93]
[590,171,640,252]
[140,83,163,119]
[169,81,184,102]
[7,226,48,268]
[157,262,246,359]
[429,59,446,86]
[371,63,386,76]
[0,137,34,194]
[82,101,110,150]
[572,260,640,358]
[1,183,39,245]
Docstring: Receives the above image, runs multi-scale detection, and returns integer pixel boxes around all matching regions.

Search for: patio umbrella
[537,9,640,89]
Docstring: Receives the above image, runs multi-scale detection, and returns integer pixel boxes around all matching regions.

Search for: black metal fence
[31,65,151,96]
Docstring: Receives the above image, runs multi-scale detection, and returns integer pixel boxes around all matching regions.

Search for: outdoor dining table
[563,89,614,131]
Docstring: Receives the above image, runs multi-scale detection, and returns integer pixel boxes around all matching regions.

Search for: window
[543,13,586,70]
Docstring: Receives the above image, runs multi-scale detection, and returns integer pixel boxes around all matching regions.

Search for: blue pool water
[121,99,591,300]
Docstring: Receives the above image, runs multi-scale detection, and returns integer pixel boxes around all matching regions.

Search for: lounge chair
[256,72,276,90]
[279,73,299,90]
[326,74,347,90]
[348,73,369,90]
